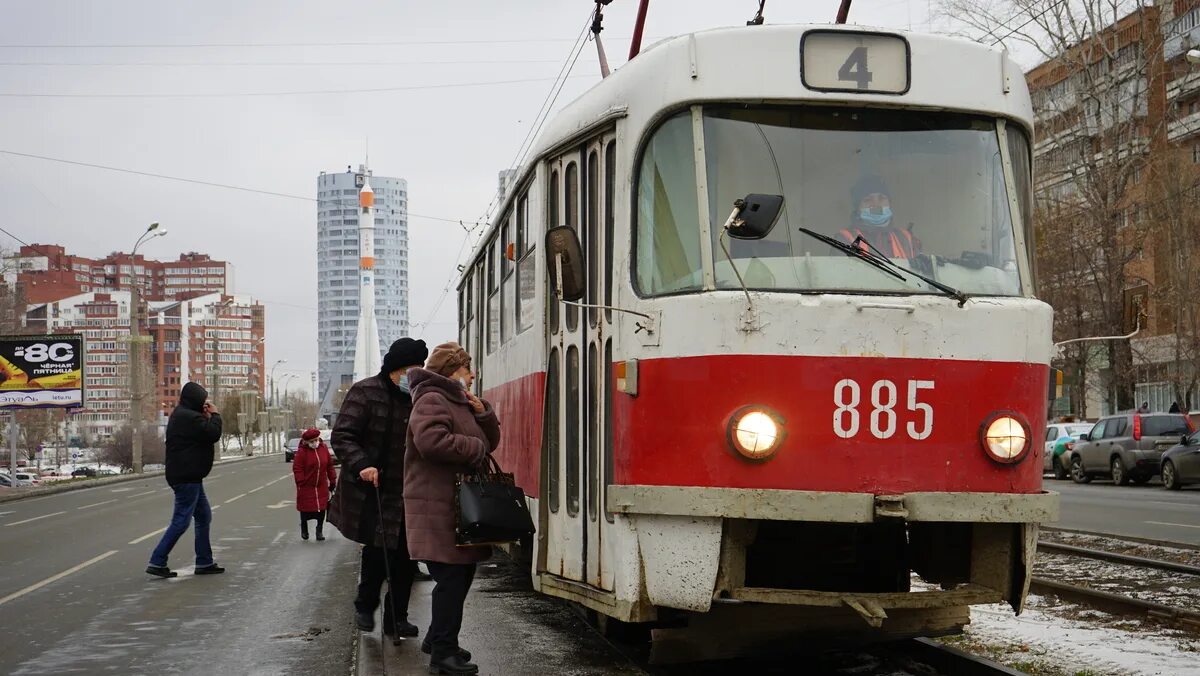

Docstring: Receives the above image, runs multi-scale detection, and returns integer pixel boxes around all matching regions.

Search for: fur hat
[301,428,321,441]
[425,342,471,377]
[381,337,428,374]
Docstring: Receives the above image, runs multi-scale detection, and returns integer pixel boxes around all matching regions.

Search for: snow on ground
[1042,532,1200,567]
[1035,552,1200,610]
[964,595,1200,676]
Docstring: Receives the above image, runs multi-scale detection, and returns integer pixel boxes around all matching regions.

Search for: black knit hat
[381,337,428,374]
[851,174,889,207]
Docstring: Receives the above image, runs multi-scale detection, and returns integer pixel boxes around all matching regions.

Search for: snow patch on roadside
[966,596,1200,676]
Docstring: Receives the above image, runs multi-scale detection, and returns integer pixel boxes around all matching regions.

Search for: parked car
[71,467,96,478]
[1069,412,1193,485]
[1160,430,1200,490]
[0,473,32,487]
[13,472,39,486]
[284,437,302,463]
[1044,422,1094,480]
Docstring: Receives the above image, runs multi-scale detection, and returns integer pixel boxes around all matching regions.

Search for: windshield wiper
[797,227,906,282]
[798,227,970,307]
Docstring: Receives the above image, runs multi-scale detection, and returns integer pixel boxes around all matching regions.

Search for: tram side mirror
[546,225,585,302]
[726,194,784,240]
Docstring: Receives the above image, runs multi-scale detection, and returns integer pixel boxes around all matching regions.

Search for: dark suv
[1069,412,1192,485]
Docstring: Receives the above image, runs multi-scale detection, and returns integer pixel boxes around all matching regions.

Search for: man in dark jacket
[147,382,224,578]
[328,337,427,639]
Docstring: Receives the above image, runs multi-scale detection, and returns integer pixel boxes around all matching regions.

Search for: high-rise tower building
[316,165,409,415]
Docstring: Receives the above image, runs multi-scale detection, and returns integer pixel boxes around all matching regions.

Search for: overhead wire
[410,7,599,335]
[0,36,647,49]
[0,58,563,67]
[990,0,1070,46]
[0,149,473,226]
[0,74,590,98]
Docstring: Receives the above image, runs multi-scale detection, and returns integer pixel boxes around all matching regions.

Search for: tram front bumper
[606,485,1059,523]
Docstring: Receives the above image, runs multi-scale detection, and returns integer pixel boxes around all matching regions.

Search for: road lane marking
[127,490,157,499]
[6,511,66,527]
[263,475,291,488]
[78,500,117,510]
[224,493,247,504]
[110,488,133,492]
[1145,521,1200,530]
[271,531,287,545]
[248,486,263,494]
[0,511,14,516]
[266,500,291,509]
[0,550,119,607]
[129,527,166,545]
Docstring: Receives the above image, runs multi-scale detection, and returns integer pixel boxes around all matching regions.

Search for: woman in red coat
[294,428,337,541]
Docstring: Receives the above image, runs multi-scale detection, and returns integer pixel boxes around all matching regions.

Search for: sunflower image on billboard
[0,335,85,409]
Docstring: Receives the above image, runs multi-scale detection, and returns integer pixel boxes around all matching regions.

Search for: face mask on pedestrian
[306,440,320,449]
[398,373,410,394]
[456,377,468,389]
[859,206,892,226]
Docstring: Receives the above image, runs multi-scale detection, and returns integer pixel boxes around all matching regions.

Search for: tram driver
[838,174,920,260]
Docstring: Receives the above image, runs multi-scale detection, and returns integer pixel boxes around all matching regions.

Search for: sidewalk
[355,555,641,676]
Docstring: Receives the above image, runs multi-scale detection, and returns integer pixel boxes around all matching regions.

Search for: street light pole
[128,223,166,474]
[269,359,286,407]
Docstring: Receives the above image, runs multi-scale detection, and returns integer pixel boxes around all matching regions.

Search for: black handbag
[455,456,535,546]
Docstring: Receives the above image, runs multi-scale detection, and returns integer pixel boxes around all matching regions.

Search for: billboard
[0,335,85,409]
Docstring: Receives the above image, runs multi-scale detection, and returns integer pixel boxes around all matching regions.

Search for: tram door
[543,133,615,591]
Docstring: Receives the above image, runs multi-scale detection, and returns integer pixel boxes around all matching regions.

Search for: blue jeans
[149,482,213,568]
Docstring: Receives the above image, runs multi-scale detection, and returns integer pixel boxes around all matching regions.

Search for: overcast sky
[0,0,977,398]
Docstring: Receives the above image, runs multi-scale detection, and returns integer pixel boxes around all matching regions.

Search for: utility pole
[8,413,17,480]
[128,222,167,474]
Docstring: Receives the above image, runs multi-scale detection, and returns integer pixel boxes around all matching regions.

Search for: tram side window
[565,345,581,517]
[517,192,536,333]
[548,168,560,334]
[587,149,600,327]
[474,261,485,370]
[1006,125,1034,284]
[545,347,561,513]
[634,112,701,295]
[604,141,616,321]
[463,273,475,360]
[565,160,580,330]
[501,214,515,343]
[487,238,499,354]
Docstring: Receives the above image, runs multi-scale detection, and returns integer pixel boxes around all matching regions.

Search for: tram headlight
[727,407,785,461]
[980,412,1030,464]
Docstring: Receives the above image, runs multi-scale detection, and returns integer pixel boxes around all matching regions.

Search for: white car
[1044,423,1094,476]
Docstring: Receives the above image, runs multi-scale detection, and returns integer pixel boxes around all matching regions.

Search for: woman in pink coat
[293,428,337,541]
[405,342,499,676]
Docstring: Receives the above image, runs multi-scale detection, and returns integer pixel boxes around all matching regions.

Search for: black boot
[301,529,309,540]
[428,653,479,675]
[354,610,375,632]
[422,640,471,661]
[315,529,325,542]
[383,618,419,638]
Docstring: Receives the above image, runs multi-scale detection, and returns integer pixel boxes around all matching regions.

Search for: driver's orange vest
[839,227,916,259]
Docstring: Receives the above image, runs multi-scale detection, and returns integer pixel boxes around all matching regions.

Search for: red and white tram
[457,23,1058,656]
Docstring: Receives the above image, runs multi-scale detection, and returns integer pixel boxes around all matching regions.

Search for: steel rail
[895,638,1031,676]
[1038,541,1200,576]
[1030,577,1200,631]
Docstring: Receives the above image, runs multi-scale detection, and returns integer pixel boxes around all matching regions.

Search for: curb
[0,452,280,504]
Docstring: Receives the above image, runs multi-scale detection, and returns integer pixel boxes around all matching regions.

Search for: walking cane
[374,484,405,648]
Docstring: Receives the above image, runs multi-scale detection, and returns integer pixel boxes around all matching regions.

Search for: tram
[456,22,1058,658]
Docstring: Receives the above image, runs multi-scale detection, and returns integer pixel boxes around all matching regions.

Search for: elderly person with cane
[405,342,500,676]
[328,337,428,641]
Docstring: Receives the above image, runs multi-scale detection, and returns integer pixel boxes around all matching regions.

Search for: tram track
[1031,536,1200,632]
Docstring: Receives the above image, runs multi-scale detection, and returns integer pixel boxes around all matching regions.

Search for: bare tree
[941,0,1163,411]
[98,424,165,471]
[16,409,60,468]
[1144,147,1200,410]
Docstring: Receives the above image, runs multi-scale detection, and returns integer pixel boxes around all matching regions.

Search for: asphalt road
[0,456,360,676]
[1046,476,1200,546]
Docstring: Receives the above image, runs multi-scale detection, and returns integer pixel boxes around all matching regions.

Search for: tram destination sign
[800,31,910,95]
[0,334,85,409]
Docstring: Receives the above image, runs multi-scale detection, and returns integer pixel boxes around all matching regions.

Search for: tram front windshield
[635,105,1032,297]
